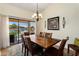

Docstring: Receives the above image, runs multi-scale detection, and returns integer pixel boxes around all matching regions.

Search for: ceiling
[7,3,51,13]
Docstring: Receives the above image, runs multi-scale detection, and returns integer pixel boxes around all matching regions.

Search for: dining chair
[24,32,30,36]
[44,38,68,56]
[53,36,69,49]
[21,34,29,56]
[39,32,45,37]
[21,32,29,55]
[45,33,52,39]
[25,37,43,56]
[68,38,79,56]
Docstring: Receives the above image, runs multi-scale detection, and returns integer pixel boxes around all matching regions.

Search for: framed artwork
[47,16,59,30]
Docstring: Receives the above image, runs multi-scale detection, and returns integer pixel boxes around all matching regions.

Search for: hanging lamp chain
[36,3,39,21]
[32,3,42,21]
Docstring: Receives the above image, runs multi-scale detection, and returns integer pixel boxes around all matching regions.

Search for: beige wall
[0,16,2,48]
[0,50,1,56]
[37,4,79,48]
[0,3,33,19]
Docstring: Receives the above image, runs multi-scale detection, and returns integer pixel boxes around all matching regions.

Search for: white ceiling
[7,3,51,13]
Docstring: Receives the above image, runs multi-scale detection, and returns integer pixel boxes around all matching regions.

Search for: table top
[31,37,60,49]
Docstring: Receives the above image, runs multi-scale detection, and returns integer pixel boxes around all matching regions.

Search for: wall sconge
[63,17,66,28]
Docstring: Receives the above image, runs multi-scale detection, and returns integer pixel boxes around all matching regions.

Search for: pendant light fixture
[32,3,42,21]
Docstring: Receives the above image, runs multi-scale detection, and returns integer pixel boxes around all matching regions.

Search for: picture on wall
[47,16,59,30]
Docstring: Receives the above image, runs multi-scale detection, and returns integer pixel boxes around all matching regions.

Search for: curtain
[0,15,10,48]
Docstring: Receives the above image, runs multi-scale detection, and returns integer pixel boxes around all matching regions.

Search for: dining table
[30,36,61,49]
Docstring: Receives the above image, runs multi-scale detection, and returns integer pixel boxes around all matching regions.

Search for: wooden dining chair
[24,32,30,36]
[25,37,43,56]
[68,38,79,56]
[45,33,52,39]
[21,32,29,55]
[21,34,29,56]
[44,39,68,56]
[39,32,45,37]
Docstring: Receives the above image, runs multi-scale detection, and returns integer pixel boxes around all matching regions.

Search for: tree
[9,24,18,36]
[10,24,18,28]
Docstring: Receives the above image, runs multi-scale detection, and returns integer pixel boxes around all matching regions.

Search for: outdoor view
[9,18,36,45]
[9,21,29,45]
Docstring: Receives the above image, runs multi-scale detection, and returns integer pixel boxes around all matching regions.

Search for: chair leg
[67,45,69,55]
[75,51,78,56]
[22,44,23,53]
[27,49,28,56]
[24,47,26,56]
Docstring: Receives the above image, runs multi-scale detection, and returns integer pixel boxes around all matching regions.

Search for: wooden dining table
[30,36,61,49]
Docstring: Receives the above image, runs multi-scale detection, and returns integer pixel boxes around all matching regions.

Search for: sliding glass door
[9,18,36,45]
[18,21,29,43]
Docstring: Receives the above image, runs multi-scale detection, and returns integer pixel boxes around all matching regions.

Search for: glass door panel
[9,21,19,45]
[18,22,29,42]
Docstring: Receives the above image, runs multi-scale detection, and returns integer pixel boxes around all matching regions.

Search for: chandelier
[32,3,42,21]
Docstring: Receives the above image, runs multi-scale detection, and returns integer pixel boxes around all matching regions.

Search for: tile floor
[0,43,78,56]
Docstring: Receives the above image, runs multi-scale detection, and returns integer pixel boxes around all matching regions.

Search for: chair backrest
[45,33,52,39]
[58,39,68,55]
[21,32,29,47]
[21,34,25,45]
[24,37,33,55]
[24,32,29,36]
[39,32,45,37]
[30,32,35,35]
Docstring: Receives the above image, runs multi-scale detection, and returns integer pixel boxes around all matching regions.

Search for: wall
[0,50,1,56]
[37,4,79,48]
[0,15,9,48]
[0,3,33,19]
[0,4,33,48]
[0,16,2,48]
